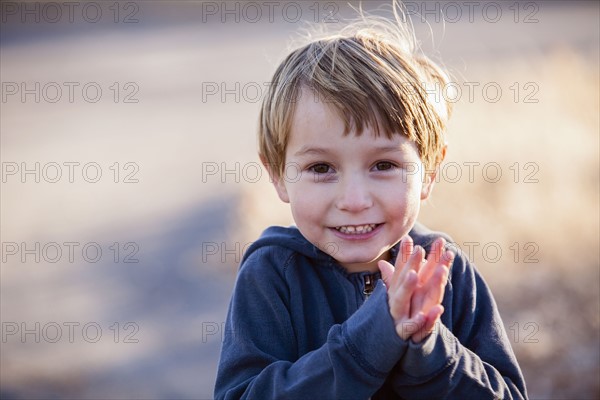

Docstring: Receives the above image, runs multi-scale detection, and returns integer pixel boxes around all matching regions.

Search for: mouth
[332,223,382,235]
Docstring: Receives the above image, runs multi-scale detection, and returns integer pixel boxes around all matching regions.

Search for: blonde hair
[259,3,453,178]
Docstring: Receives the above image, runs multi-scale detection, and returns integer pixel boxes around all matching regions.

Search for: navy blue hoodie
[214,223,527,399]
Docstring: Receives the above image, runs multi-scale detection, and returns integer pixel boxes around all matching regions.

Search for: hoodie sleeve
[214,247,407,400]
[390,252,528,399]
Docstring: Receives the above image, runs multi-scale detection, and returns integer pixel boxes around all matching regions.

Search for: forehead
[288,87,417,155]
[289,87,343,138]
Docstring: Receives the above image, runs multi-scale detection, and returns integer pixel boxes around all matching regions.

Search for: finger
[378,260,395,290]
[389,236,413,292]
[419,264,449,309]
[388,259,403,293]
[398,243,422,287]
[419,237,446,284]
[413,305,444,343]
[405,246,428,314]
[397,235,413,269]
[389,269,418,320]
[425,304,444,327]
[412,262,449,319]
[408,245,425,274]
[441,249,455,268]
[396,312,425,341]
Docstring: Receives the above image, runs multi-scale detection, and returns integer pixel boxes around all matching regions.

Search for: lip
[328,223,384,241]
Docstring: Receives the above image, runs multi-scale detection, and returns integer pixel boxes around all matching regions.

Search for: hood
[241,225,332,266]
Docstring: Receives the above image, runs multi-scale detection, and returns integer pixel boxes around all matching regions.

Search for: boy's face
[271,88,437,273]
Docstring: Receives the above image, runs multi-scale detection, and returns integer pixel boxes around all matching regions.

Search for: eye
[374,161,395,171]
[309,163,332,174]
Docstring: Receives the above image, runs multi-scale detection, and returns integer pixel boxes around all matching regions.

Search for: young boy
[214,10,528,400]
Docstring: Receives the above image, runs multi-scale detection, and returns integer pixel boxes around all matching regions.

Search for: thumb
[378,260,394,288]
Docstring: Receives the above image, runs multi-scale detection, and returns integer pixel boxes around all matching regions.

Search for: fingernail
[442,250,453,263]
[412,245,422,256]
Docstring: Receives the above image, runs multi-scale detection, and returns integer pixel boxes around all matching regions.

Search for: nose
[335,173,373,212]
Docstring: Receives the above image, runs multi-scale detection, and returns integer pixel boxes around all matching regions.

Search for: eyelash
[374,161,396,171]
[307,161,399,174]
[308,163,333,174]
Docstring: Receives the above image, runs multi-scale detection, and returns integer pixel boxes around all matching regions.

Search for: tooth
[334,224,379,234]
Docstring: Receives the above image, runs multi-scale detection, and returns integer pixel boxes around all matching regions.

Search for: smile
[333,224,380,235]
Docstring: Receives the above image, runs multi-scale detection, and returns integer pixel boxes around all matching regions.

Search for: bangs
[259,23,451,178]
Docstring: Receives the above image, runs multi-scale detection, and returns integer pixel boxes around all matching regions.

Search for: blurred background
[1,1,598,398]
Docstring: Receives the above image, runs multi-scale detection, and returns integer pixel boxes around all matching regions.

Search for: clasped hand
[378,236,454,343]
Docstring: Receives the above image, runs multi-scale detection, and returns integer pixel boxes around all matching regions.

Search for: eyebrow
[293,145,403,157]
[293,146,329,157]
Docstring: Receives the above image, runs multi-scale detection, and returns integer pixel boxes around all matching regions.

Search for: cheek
[384,177,423,220]
[287,186,324,223]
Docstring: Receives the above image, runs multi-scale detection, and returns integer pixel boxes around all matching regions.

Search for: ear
[273,175,290,203]
[261,157,290,203]
[421,144,447,200]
